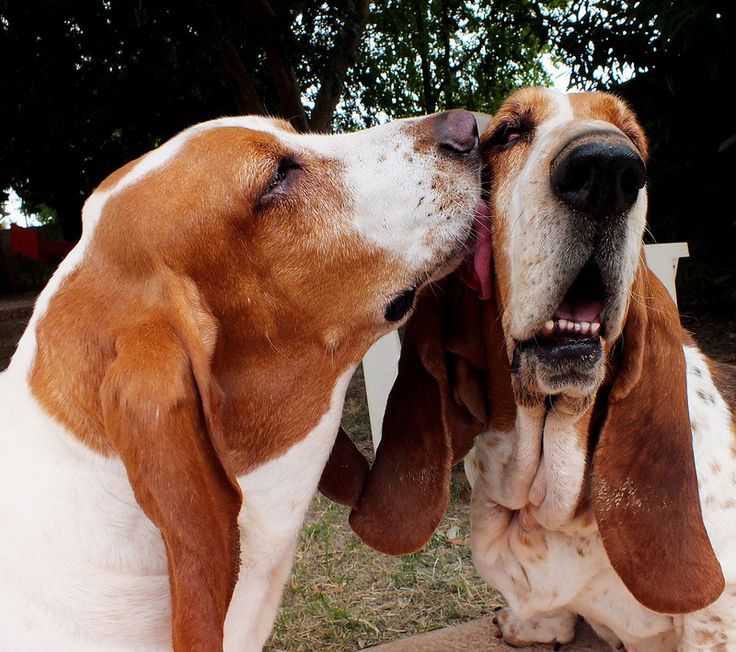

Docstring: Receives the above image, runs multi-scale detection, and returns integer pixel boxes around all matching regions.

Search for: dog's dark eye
[261,158,301,204]
[499,125,522,144]
[486,118,532,150]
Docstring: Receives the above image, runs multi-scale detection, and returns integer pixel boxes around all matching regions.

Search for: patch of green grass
[265,369,503,651]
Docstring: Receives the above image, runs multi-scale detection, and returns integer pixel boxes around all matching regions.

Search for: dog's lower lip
[522,336,603,364]
[384,286,416,322]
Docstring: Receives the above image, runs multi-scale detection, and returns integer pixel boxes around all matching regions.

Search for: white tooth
[581,322,590,334]
[543,320,554,333]
[558,319,568,330]
[591,322,601,335]
[574,322,581,332]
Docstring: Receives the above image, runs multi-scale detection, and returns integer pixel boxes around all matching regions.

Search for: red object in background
[10,224,75,263]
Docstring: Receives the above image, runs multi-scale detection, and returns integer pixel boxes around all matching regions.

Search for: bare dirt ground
[1,294,733,650]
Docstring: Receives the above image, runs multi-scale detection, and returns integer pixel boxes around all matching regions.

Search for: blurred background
[0,0,734,307]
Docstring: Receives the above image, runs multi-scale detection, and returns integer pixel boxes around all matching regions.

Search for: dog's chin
[427,249,466,284]
[511,336,605,413]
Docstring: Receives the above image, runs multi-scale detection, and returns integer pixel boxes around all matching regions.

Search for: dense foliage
[0,0,552,239]
[1,0,733,301]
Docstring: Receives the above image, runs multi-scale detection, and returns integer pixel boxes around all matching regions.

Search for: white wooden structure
[362,243,690,450]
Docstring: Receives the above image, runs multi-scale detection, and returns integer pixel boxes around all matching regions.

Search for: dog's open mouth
[536,260,608,344]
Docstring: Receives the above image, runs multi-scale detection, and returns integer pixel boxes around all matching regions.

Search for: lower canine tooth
[543,320,554,332]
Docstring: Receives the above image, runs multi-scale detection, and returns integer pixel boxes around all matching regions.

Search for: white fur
[501,91,647,342]
[467,345,736,651]
[223,368,354,651]
[680,346,736,651]
[464,407,543,510]
[0,377,172,651]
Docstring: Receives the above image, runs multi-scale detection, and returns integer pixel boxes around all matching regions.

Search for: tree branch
[245,0,309,131]
[411,0,436,114]
[216,39,266,115]
[308,0,371,132]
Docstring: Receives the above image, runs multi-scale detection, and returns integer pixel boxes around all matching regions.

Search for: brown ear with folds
[318,427,370,508]
[100,277,241,651]
[349,276,487,555]
[592,261,724,614]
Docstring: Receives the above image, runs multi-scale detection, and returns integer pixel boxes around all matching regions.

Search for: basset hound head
[481,87,648,412]
[338,88,724,616]
[26,111,482,648]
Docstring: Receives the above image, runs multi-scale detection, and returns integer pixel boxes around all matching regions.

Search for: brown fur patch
[568,92,648,162]
[31,126,409,469]
[592,265,724,613]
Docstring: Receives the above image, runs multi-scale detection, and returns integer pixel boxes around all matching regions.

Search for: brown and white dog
[0,111,482,650]
[335,88,736,650]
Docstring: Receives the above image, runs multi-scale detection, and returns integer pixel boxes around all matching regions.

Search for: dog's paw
[493,607,577,648]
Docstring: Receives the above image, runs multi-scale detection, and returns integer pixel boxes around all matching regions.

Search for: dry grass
[266,367,503,651]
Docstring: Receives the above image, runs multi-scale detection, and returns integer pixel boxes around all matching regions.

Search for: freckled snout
[434,109,480,155]
[550,136,646,217]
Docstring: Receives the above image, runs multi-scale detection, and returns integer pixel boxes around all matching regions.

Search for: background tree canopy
[0,0,733,302]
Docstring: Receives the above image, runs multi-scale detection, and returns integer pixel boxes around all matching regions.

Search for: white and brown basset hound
[330,88,736,651]
[0,111,483,650]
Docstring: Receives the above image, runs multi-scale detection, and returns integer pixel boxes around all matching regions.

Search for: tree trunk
[245,0,309,131]
[53,193,84,242]
[216,39,267,115]
[411,0,436,115]
[439,0,453,108]
[309,0,371,132]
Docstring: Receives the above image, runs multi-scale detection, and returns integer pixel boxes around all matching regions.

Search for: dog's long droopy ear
[592,262,724,614]
[318,427,370,508]
[100,276,241,651]
[349,276,487,555]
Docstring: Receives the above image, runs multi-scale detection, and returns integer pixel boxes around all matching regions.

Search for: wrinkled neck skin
[469,286,603,534]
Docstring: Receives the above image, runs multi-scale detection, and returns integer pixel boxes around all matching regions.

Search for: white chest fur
[466,344,736,650]
[468,429,673,646]
[224,368,354,651]
[0,371,172,651]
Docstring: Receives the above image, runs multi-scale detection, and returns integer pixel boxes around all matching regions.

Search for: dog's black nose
[550,138,646,217]
[435,109,479,155]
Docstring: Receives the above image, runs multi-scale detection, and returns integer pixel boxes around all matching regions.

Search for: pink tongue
[468,202,492,300]
[553,298,605,323]
[473,209,492,300]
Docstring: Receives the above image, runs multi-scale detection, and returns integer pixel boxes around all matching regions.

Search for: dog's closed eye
[485,113,534,151]
[260,157,302,205]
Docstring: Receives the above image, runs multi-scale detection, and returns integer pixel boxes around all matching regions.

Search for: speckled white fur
[466,344,736,651]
